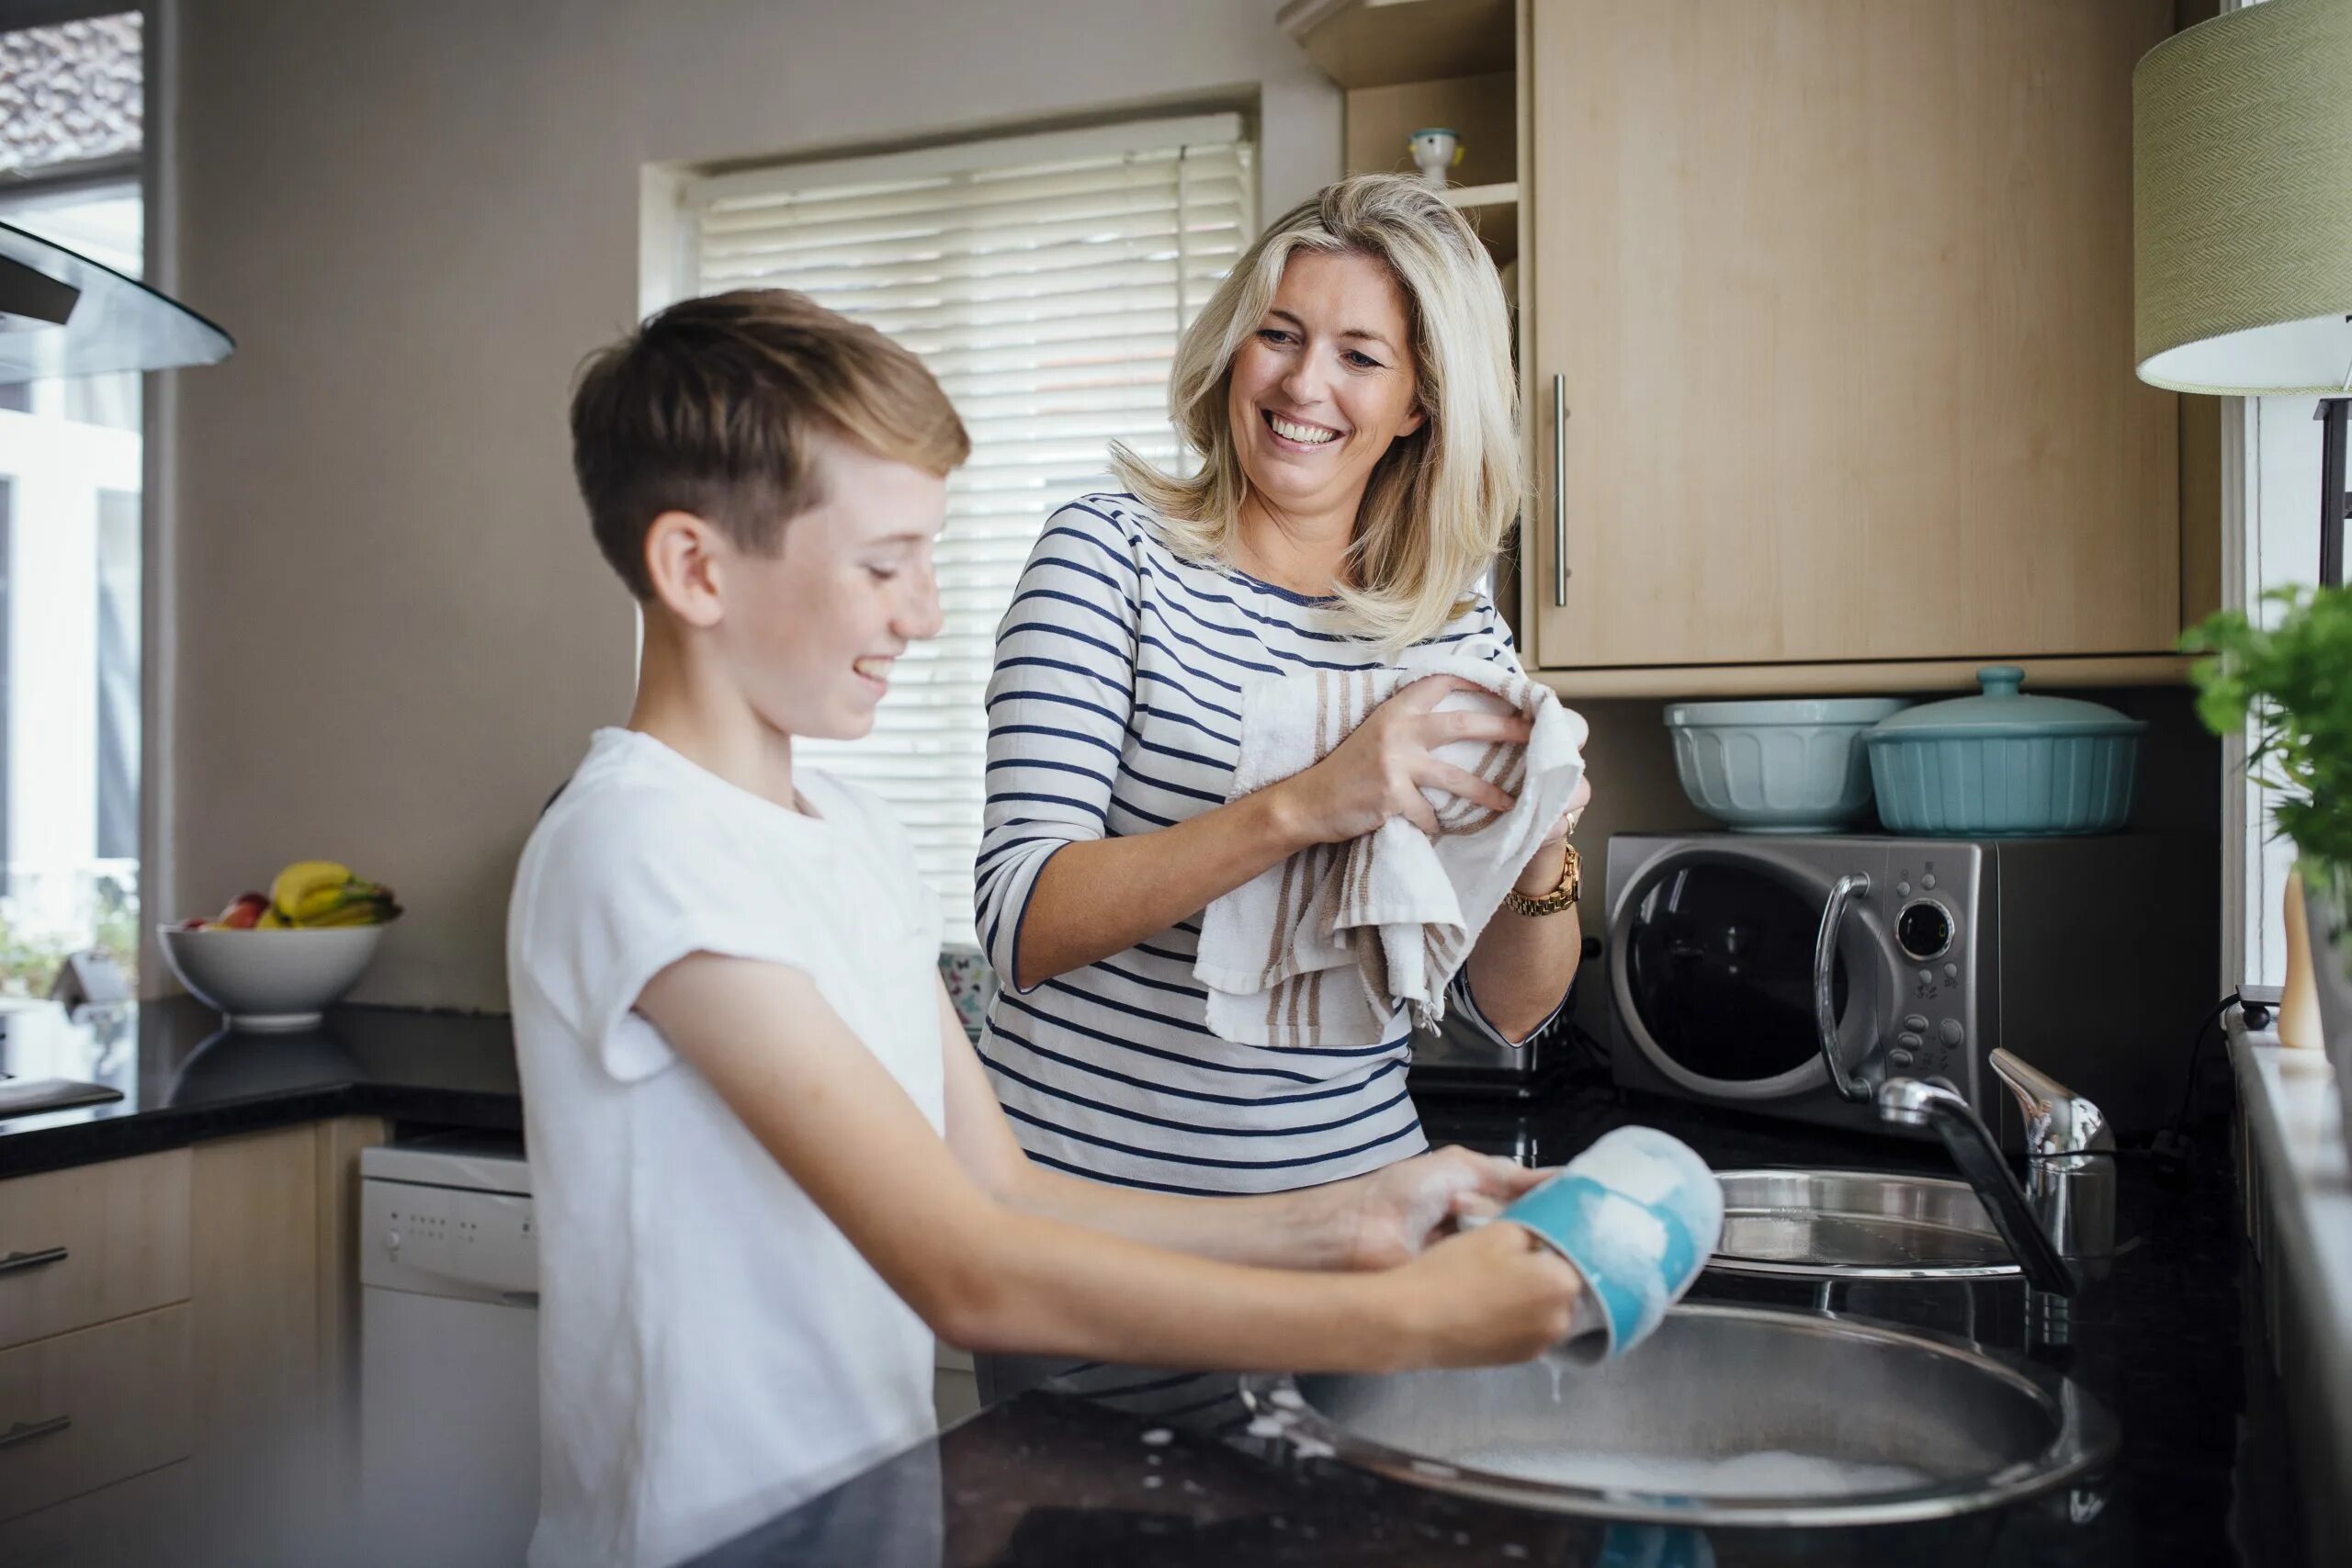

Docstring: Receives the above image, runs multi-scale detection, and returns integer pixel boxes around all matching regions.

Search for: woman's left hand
[1340,1146,1555,1269]
[1539,772,1593,850]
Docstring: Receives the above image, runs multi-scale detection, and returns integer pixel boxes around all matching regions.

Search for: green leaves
[2184,586,2352,888]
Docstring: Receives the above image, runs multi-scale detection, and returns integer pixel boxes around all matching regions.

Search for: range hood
[0,218,232,383]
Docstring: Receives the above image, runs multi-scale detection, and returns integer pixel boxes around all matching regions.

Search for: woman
[974,173,1588,1201]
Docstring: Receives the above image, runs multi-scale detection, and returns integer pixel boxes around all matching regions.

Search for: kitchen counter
[2226,1017,2350,1559]
[0,995,519,1177]
[1,999,2288,1563]
[686,1083,2279,1568]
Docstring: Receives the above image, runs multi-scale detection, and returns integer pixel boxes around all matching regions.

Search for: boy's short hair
[570,288,969,598]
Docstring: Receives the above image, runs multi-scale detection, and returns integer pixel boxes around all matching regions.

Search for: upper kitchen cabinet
[1283,0,1525,275]
[1522,0,2192,694]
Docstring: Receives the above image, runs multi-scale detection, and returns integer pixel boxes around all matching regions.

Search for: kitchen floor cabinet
[1518,0,2190,693]
[0,1118,385,1562]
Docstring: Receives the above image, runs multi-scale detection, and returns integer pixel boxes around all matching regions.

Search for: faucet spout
[1991,1049,2119,1262]
[1877,1077,2079,1296]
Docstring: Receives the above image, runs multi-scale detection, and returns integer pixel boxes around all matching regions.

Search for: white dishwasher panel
[361,1179,537,1302]
[360,1139,538,1568]
[362,1287,539,1566]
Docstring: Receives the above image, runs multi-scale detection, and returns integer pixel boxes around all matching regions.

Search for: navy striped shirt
[973,494,1543,1195]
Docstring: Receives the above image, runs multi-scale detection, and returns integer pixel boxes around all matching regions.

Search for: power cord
[2145,989,2257,1168]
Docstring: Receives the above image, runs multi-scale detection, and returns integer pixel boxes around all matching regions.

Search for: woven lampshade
[2134,0,2352,395]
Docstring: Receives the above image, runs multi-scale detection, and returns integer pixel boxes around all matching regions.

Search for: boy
[510,289,1589,1568]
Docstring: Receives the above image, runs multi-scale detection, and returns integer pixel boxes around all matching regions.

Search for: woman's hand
[1513,770,1594,892]
[1338,1145,1555,1269]
[1274,675,1533,844]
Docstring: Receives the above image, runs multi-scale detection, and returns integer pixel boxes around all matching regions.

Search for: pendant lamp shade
[2133,0,2352,395]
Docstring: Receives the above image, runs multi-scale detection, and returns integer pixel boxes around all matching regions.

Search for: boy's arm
[636,953,1581,1373]
[937,983,1547,1270]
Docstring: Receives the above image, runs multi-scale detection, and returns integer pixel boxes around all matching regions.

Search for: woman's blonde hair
[1110,172,1521,649]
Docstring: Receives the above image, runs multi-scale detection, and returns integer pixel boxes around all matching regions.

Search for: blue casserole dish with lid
[1863,666,2144,836]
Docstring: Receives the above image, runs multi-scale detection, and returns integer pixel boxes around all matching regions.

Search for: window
[0,7,145,993]
[2228,393,2327,994]
[666,114,1255,942]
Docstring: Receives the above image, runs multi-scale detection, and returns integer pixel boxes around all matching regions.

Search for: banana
[272,861,354,922]
[299,896,401,929]
[268,861,401,928]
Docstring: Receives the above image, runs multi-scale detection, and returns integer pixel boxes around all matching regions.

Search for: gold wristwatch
[1502,842,1580,917]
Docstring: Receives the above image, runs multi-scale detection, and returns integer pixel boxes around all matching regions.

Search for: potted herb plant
[2186,586,2352,1093]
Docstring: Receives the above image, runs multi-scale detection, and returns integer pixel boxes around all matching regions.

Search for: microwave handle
[1815,873,1873,1102]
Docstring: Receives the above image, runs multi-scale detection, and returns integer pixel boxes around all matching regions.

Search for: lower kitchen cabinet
[0,1148,189,1352]
[0,1117,387,1560]
[0,1459,194,1568]
[0,1305,191,1520]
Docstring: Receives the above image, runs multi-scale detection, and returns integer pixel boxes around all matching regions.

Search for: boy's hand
[1378,1221,1589,1368]
[1341,1146,1554,1269]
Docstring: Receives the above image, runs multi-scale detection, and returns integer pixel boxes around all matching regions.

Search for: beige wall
[165,0,1343,1008]
[163,1,2220,1018]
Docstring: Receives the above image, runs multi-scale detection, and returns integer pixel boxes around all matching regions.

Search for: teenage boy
[511,289,1590,1568]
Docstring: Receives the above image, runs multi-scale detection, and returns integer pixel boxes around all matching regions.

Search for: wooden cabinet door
[1526,0,2178,672]
[0,1149,190,1352]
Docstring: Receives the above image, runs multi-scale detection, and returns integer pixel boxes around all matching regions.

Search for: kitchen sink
[1707,1168,2020,1280]
[1238,1304,2112,1526]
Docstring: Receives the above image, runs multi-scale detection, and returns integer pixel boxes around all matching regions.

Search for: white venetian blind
[678,116,1256,943]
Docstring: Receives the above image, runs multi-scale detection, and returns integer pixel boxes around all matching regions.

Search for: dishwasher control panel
[361,1177,537,1302]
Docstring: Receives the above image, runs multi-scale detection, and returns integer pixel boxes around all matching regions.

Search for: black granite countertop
[0,995,519,1176]
[688,1083,2276,1568]
[0,999,2280,1564]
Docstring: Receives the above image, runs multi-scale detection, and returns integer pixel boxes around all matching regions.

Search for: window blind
[678,115,1255,944]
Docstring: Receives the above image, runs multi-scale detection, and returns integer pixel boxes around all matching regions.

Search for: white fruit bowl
[157,923,388,1030]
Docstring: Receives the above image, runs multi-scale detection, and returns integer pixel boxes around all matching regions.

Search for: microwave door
[1614,849,1884,1102]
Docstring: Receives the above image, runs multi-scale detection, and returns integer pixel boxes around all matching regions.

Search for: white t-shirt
[507,728,945,1568]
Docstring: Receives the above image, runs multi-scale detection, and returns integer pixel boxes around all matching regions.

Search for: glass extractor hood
[0,219,232,383]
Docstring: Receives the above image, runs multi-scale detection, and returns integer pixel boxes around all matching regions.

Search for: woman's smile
[1263,407,1345,451]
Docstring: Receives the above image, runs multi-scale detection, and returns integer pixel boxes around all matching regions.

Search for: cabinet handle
[0,1247,67,1276]
[1551,373,1570,607]
[0,1416,70,1450]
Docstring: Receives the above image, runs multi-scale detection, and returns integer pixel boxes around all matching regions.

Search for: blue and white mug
[1501,1126,1724,1359]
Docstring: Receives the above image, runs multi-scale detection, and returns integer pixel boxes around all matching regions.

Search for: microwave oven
[1602,833,2216,1141]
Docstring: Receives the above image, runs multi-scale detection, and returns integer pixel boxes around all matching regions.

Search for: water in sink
[1447,1444,1936,1497]
[1250,1305,2115,1524]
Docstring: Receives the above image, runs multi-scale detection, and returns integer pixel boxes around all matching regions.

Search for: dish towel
[1194,650,1589,1047]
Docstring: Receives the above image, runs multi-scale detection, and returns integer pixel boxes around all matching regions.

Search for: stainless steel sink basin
[1708,1168,2019,1280]
[1239,1304,2112,1526]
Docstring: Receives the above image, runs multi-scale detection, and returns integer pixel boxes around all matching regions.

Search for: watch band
[1502,842,1580,917]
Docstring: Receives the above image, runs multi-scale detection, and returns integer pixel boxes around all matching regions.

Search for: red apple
[216,892,270,930]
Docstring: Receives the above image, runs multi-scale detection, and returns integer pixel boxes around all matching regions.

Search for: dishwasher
[360,1133,538,1566]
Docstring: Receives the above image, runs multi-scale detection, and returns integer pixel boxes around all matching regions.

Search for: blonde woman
[973,173,1589,1206]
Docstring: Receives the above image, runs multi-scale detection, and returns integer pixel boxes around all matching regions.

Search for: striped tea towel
[1194,650,1588,1047]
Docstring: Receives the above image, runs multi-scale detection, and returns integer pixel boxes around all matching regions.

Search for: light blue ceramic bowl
[1665,698,1911,833]
[1864,667,2144,837]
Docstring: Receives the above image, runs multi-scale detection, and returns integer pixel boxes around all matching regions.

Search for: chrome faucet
[1989,1049,2118,1264]
[1876,1076,2079,1296]
[1812,873,2113,1294]
[1873,1053,2118,1297]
